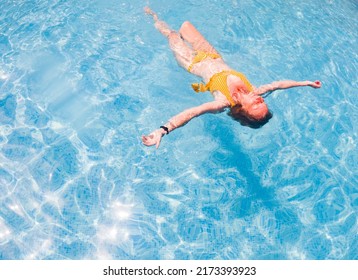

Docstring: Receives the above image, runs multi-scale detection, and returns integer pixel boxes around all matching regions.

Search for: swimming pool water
[0,0,357,260]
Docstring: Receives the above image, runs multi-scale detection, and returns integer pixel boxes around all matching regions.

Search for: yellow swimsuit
[188,51,253,107]
[187,51,221,72]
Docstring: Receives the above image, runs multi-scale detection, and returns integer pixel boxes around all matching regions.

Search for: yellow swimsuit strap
[230,71,254,93]
[187,51,221,72]
[191,70,254,107]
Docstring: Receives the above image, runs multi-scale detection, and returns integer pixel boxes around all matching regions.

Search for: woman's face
[229,77,270,121]
[241,94,269,120]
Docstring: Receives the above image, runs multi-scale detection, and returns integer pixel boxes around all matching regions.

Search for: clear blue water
[0,0,357,260]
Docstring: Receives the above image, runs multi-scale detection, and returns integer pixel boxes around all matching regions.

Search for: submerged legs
[145,7,194,69]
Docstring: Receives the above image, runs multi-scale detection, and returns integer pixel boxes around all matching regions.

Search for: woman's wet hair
[228,104,272,129]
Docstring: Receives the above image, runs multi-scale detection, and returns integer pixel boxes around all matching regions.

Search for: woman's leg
[145,7,171,37]
[167,32,194,69]
[145,7,194,69]
[179,21,219,54]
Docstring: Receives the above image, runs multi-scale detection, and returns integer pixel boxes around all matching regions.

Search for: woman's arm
[142,101,227,148]
[254,80,321,96]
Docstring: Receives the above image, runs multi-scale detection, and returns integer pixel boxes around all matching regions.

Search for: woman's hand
[142,129,164,148]
[309,80,322,88]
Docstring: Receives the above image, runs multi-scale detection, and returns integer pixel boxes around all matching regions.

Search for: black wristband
[160,126,169,135]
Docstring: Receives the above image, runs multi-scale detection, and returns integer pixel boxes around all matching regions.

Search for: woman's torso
[190,58,253,104]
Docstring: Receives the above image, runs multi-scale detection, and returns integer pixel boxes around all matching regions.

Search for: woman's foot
[145,7,172,37]
[144,7,158,21]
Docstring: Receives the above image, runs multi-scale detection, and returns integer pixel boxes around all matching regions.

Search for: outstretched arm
[254,80,321,96]
[142,101,227,148]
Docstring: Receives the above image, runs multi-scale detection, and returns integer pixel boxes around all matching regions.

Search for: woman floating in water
[142,7,321,148]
